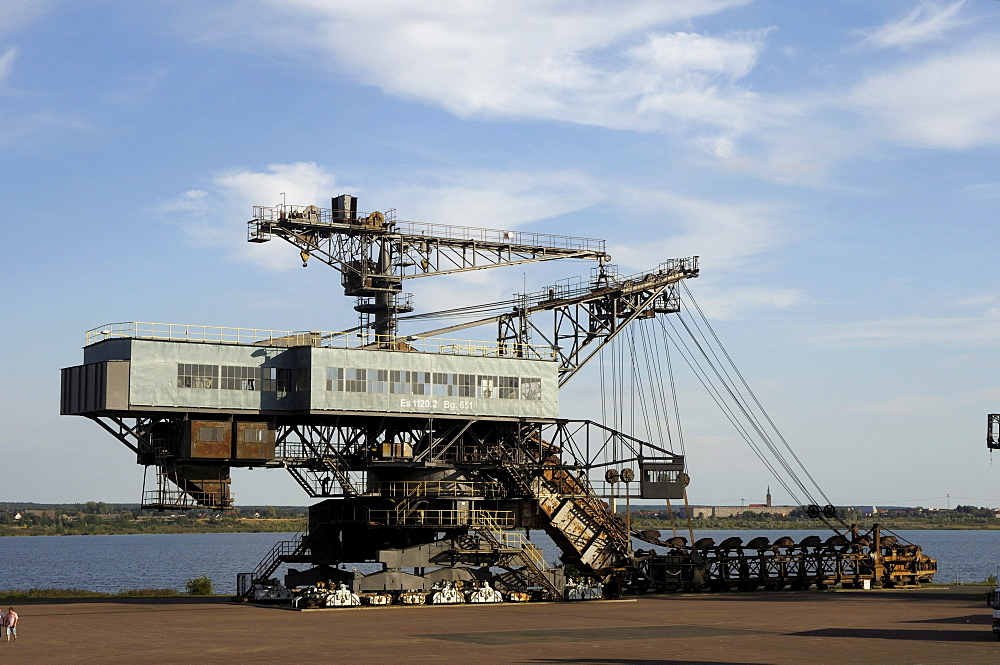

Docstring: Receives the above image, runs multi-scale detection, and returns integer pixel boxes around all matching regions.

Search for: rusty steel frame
[248,206,607,283]
[412,258,700,385]
[263,415,679,501]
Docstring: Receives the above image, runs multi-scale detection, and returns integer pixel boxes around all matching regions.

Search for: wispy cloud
[821,311,1000,348]
[0,46,18,84]
[848,41,1000,149]
[193,1,764,139]
[964,182,1000,199]
[858,1,969,50]
[160,162,806,322]
[855,392,966,417]
[605,188,804,320]
[0,0,52,39]
[160,163,605,272]
[376,170,603,229]
[182,0,995,182]
[155,161,338,270]
[610,189,798,271]
[681,281,802,321]
[954,293,1000,308]
[0,110,92,146]
[0,45,94,143]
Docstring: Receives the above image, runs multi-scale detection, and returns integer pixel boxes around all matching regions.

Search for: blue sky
[2,1,999,509]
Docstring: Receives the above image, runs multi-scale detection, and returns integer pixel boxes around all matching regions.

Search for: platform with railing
[249,204,606,254]
[84,322,557,360]
[375,480,505,499]
[140,487,232,511]
[367,508,515,528]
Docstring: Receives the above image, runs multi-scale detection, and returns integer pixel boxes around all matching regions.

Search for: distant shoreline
[4,522,1000,537]
[631,519,1000,531]
[0,518,305,538]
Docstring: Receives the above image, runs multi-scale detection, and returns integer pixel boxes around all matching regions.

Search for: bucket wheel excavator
[61,194,935,601]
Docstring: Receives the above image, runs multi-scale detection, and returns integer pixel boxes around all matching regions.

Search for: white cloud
[156,162,337,270]
[848,42,1000,149]
[378,170,602,229]
[603,189,803,320]
[156,189,208,214]
[0,46,18,83]
[174,0,999,182]
[964,182,1000,199]
[161,164,606,273]
[859,1,968,50]
[213,161,338,210]
[0,110,92,145]
[856,392,961,417]
[0,1,51,39]
[609,189,796,271]
[821,311,1000,348]
[681,281,801,321]
[197,1,763,136]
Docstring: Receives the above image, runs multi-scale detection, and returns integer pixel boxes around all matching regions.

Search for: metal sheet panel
[235,422,276,460]
[83,338,132,364]
[105,360,130,410]
[90,337,558,419]
[307,346,559,419]
[126,339,303,412]
[60,365,80,414]
[184,420,232,459]
[60,361,130,414]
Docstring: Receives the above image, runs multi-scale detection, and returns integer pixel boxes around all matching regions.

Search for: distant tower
[766,486,772,507]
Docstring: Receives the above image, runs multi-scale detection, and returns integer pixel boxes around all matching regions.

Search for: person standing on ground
[5,607,17,642]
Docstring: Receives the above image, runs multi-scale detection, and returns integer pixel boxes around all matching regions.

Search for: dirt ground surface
[1,586,997,664]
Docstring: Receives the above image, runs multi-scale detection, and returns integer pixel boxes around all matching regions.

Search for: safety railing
[495,531,549,569]
[367,508,515,528]
[83,322,557,359]
[472,515,559,599]
[141,487,232,511]
[250,204,606,254]
[394,219,605,253]
[237,527,310,596]
[521,256,699,304]
[375,480,504,498]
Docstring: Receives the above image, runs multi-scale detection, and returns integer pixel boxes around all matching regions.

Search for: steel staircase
[501,441,632,575]
[236,528,314,597]
[473,516,562,600]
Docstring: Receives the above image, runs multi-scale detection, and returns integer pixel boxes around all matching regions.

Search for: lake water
[1,529,997,594]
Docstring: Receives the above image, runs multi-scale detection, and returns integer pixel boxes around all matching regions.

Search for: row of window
[177,364,294,392]
[175,364,544,402]
[327,368,542,401]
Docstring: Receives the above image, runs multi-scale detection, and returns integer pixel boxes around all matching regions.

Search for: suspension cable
[653,284,847,530]
[675,311,819,504]
[657,316,806,506]
[680,282,836,508]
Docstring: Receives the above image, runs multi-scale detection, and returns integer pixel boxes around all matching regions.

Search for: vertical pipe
[375,238,393,345]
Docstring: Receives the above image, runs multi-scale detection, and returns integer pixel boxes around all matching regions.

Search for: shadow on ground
[0,596,230,607]
[906,613,990,625]
[526,660,761,665]
[789,627,992,642]
[420,625,763,645]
